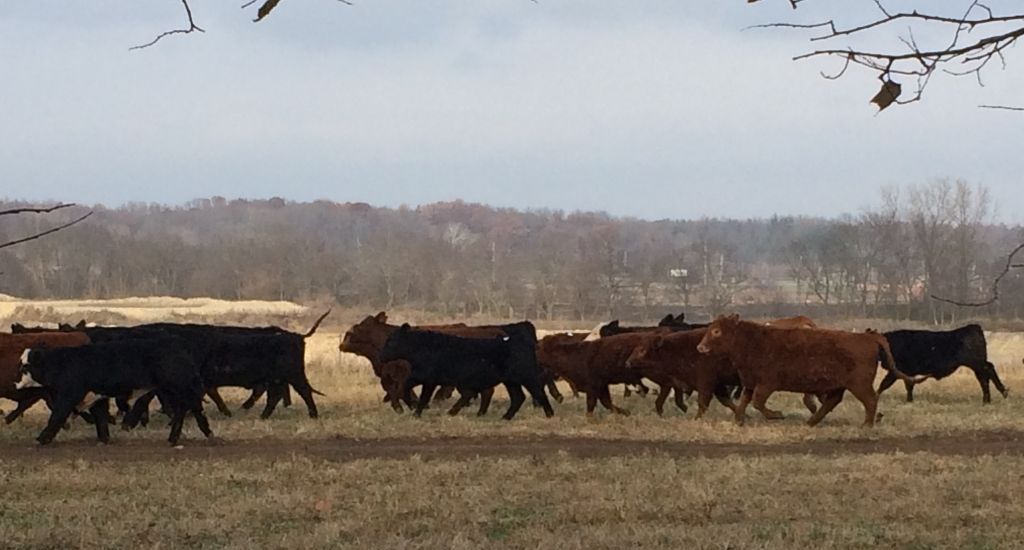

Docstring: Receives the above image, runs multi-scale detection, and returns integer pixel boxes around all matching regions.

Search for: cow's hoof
[1002,389,1010,399]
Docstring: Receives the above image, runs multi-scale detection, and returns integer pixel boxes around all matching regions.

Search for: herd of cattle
[0,309,1011,446]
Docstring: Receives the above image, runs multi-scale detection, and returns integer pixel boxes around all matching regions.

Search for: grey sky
[2,1,1021,222]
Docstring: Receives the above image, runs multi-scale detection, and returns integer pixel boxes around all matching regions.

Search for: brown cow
[624,329,739,419]
[0,332,91,422]
[696,314,916,427]
[537,331,687,417]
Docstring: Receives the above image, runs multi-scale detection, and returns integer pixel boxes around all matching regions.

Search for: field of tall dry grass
[1,298,1023,548]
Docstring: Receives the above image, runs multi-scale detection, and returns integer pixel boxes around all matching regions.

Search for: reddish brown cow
[696,314,917,427]
[0,332,91,422]
[537,331,687,417]
[624,329,739,419]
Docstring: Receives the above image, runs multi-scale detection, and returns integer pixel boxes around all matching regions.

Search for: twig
[0,203,76,217]
[979,104,1024,111]
[131,0,205,51]
[931,242,1024,307]
[0,212,93,251]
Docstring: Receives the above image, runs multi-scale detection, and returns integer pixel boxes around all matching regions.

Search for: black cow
[380,322,555,420]
[879,324,1009,403]
[17,338,212,445]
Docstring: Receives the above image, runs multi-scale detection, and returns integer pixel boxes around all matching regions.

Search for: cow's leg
[986,362,1009,398]
[4,388,49,424]
[89,398,111,444]
[414,383,436,418]
[653,385,669,416]
[623,385,632,398]
[806,389,845,427]
[598,385,630,416]
[751,386,783,420]
[502,384,527,420]
[637,381,651,397]
[875,372,898,396]
[282,385,293,408]
[695,387,714,419]
[970,365,993,404]
[672,387,688,414]
[848,383,879,428]
[433,386,455,403]
[287,376,320,419]
[37,391,81,445]
[523,382,555,418]
[114,396,131,419]
[903,379,916,403]
[206,388,233,417]
[546,380,564,404]
[477,387,495,416]
[585,389,598,417]
[190,403,214,439]
[447,390,475,416]
[167,408,187,446]
[733,388,753,426]
[712,384,737,414]
[122,391,156,431]
[260,383,286,419]
[241,385,265,410]
[802,393,819,414]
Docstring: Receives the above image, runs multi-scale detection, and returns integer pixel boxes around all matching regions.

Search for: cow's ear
[727,313,740,322]
[399,323,411,332]
[75,320,86,329]
[658,314,673,326]
[608,320,619,329]
[677,312,686,322]
[375,312,388,323]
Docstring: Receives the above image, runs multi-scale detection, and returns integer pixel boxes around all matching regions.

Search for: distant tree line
[0,179,1020,322]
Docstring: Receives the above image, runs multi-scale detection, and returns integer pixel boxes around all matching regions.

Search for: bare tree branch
[980,104,1024,111]
[131,0,205,51]
[750,1,1024,108]
[0,212,93,251]
[931,242,1024,307]
[0,203,76,217]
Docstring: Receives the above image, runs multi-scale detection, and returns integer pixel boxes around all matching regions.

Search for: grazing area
[0,315,1022,548]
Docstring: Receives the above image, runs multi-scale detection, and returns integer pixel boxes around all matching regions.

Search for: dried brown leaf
[870,80,902,111]
[254,0,282,22]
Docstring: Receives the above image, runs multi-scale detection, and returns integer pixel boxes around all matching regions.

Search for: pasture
[1,322,1023,548]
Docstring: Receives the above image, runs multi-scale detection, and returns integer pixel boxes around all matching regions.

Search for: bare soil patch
[2,430,1022,463]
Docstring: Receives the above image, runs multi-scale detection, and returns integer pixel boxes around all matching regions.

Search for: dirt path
[1,431,1023,463]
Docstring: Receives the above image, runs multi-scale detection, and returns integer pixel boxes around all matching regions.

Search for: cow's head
[15,348,44,389]
[339,312,392,356]
[625,336,665,369]
[696,314,740,355]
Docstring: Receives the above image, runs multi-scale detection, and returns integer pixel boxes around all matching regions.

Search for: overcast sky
[2,1,1021,222]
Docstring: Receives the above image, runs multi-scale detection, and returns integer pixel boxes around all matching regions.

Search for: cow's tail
[310,386,327,397]
[876,342,928,384]
[303,309,332,338]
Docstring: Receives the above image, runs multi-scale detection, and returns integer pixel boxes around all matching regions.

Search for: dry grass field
[1,300,1023,549]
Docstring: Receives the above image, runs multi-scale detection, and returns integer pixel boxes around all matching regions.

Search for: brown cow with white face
[696,314,916,428]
